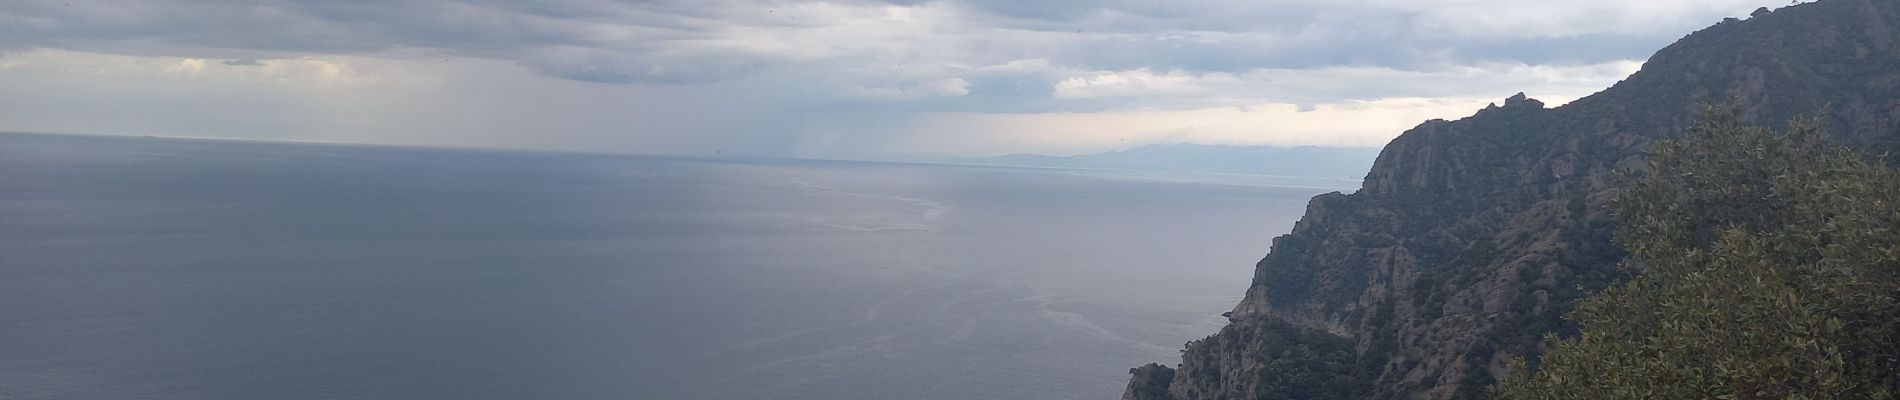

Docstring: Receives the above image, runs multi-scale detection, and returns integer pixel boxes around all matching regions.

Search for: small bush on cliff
[1491,103,1900,399]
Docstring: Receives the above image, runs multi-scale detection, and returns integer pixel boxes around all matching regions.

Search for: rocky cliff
[1124,1,1900,399]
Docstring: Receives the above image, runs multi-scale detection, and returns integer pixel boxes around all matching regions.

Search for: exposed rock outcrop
[1124,0,1900,398]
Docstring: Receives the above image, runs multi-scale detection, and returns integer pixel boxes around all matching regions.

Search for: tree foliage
[1491,103,1900,399]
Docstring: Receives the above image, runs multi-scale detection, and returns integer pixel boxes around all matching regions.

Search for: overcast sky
[0,0,1793,158]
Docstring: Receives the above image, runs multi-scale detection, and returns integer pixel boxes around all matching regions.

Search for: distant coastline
[942,143,1381,180]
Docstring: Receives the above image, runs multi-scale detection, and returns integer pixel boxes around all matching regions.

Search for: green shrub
[1491,103,1900,399]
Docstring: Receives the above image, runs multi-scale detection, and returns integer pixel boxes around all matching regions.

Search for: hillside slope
[1123,1,1900,399]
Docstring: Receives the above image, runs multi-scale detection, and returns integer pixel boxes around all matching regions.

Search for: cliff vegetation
[1124,0,1900,398]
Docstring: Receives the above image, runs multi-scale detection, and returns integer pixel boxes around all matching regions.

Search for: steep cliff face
[1126,1,1900,399]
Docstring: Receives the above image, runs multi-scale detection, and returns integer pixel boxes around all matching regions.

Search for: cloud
[517,46,765,84]
[0,0,1798,159]
[167,58,206,75]
[845,77,971,98]
[1,0,1785,84]
[878,96,1522,156]
[1054,69,1215,99]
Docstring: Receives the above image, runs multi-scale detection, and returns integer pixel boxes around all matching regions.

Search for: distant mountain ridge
[1121,1,1900,399]
[954,144,1381,179]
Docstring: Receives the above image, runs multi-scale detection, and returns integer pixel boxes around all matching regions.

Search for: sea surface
[0,133,1353,400]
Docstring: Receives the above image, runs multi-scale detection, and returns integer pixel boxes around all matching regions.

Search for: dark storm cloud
[0,0,1770,87]
[943,1,1710,73]
[936,0,1331,30]
[0,0,1796,158]
[0,0,771,83]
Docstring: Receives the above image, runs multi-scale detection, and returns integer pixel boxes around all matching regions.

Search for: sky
[0,0,1796,159]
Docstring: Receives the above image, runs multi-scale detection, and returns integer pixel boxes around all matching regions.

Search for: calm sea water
[0,133,1349,400]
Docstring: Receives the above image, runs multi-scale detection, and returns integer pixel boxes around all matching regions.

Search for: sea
[0,132,1354,400]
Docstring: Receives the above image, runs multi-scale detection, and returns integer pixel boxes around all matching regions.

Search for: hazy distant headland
[946,144,1382,179]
